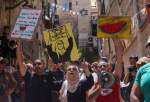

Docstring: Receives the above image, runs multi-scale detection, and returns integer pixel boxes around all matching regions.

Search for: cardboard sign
[11,9,41,39]
[97,16,131,38]
[43,23,80,63]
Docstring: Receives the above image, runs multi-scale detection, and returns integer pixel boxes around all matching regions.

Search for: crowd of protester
[1,25,150,102]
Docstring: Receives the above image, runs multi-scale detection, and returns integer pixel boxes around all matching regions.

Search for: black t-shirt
[8,47,16,58]
[51,69,65,91]
[24,70,53,102]
[67,74,94,102]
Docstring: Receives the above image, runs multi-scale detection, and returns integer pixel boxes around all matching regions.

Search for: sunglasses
[99,64,108,68]
[67,67,78,71]
[33,62,42,66]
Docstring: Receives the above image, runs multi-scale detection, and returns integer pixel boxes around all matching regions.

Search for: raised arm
[130,84,141,102]
[16,41,26,77]
[46,45,59,63]
[123,72,130,84]
[112,39,124,80]
[81,61,94,90]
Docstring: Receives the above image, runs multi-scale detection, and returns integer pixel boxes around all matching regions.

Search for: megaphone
[98,71,115,88]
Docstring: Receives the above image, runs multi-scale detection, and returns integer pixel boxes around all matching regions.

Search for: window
[117,0,123,5]
[80,8,88,16]
[69,2,72,10]
[76,1,78,6]
[91,0,97,8]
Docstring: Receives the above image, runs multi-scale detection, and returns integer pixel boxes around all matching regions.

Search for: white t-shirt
[80,72,98,83]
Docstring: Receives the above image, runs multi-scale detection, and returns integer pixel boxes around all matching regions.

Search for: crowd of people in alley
[1,25,150,102]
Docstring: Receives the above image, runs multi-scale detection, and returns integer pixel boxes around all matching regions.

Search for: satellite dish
[98,71,115,88]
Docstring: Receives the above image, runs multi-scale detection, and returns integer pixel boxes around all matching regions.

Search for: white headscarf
[59,65,80,102]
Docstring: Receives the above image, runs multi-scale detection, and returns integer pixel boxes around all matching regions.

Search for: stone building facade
[57,0,98,49]
[97,0,150,71]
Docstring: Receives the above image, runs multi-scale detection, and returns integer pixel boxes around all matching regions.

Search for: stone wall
[97,0,150,70]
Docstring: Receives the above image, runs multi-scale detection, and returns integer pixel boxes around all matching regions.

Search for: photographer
[121,65,137,102]
[120,56,138,101]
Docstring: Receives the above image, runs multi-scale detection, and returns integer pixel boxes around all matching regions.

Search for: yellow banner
[97,16,131,38]
[43,23,80,63]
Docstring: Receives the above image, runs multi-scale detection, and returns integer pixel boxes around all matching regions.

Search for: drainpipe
[100,0,106,58]
[133,0,143,57]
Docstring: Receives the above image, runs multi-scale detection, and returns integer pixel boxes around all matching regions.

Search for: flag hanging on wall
[97,16,131,38]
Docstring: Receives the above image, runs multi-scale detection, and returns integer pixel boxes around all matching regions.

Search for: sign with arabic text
[43,23,80,63]
[11,9,41,39]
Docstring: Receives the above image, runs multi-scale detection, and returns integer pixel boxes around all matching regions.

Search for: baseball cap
[136,56,150,65]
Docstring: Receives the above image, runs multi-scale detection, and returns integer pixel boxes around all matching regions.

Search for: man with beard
[17,42,53,102]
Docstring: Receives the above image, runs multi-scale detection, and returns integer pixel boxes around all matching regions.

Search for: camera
[128,66,137,72]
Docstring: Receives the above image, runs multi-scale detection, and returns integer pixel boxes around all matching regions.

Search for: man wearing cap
[0,57,17,102]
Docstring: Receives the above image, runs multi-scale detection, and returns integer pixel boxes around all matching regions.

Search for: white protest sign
[11,9,41,39]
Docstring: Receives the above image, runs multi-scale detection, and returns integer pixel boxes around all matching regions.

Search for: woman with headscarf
[59,63,94,102]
